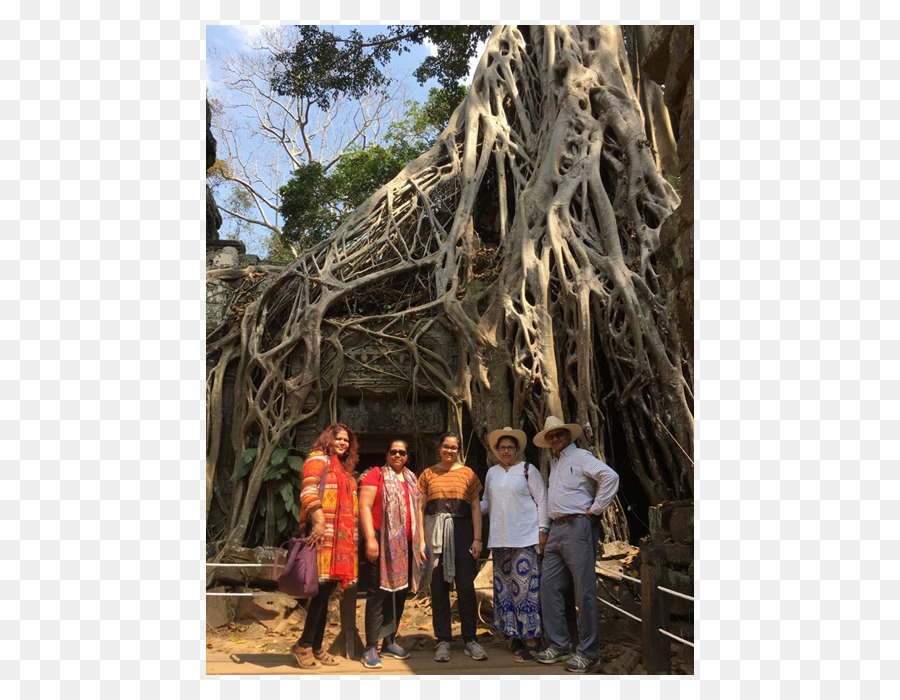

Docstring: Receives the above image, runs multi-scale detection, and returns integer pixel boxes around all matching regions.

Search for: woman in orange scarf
[290,423,359,669]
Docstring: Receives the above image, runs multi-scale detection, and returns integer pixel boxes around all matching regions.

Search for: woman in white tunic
[479,427,550,662]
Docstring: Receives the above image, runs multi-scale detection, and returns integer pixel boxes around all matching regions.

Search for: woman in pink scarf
[357,440,423,669]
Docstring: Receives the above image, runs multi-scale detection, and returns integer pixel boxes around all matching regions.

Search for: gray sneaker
[564,652,596,673]
[433,640,451,662]
[464,640,488,661]
[535,646,573,664]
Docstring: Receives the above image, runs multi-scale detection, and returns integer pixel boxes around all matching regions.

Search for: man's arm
[585,455,619,515]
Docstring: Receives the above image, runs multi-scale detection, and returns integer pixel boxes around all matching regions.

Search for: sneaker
[433,640,451,662]
[564,653,596,673]
[362,647,382,669]
[464,640,488,661]
[535,646,573,664]
[381,641,411,660]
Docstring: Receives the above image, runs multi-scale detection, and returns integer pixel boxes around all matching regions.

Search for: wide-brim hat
[488,426,527,461]
[533,415,583,448]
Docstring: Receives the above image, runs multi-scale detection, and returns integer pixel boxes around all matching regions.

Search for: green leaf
[277,515,288,533]
[230,459,252,483]
[271,448,290,466]
[262,463,288,482]
[287,455,303,473]
[290,503,300,521]
[240,448,258,465]
[274,497,286,517]
[280,483,295,510]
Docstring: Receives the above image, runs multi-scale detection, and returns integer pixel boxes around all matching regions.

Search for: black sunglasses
[388,449,408,456]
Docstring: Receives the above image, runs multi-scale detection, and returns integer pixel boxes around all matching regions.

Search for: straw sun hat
[487,426,528,461]
[533,415,584,448]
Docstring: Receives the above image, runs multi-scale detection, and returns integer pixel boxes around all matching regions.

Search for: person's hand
[418,541,428,563]
[308,520,326,547]
[365,538,379,562]
[470,540,482,560]
[538,530,548,553]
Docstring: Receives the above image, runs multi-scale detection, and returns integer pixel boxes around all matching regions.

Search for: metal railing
[594,544,693,673]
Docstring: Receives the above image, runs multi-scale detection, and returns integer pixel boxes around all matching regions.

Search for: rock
[206,278,231,336]
[605,646,640,674]
[208,246,240,270]
[236,593,299,632]
[207,185,222,242]
[647,500,693,544]
[206,586,236,628]
[661,543,693,567]
[669,506,693,543]
[238,254,261,267]
[473,557,494,624]
[599,540,634,559]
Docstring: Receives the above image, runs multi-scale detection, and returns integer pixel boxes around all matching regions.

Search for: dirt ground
[206,590,693,675]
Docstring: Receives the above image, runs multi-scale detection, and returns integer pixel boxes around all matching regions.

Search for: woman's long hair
[311,423,359,471]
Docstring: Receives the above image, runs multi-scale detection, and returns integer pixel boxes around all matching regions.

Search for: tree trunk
[208,25,693,549]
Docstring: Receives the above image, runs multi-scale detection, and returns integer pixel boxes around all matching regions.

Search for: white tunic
[479,461,550,548]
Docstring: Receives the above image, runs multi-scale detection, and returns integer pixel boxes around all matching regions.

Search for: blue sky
[207,25,442,104]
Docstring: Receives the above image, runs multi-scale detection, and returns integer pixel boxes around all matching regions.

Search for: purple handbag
[273,536,319,598]
[272,460,328,598]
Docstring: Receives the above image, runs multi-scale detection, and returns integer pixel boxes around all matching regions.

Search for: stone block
[206,586,235,628]
[207,246,240,269]
[669,505,693,543]
[661,543,693,567]
[647,500,694,543]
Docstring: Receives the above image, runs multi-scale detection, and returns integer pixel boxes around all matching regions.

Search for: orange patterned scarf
[304,453,358,587]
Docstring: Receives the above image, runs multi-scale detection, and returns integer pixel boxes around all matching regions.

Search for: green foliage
[277,85,467,253]
[271,25,489,104]
[277,161,340,249]
[254,444,306,545]
[411,26,492,88]
[270,26,392,111]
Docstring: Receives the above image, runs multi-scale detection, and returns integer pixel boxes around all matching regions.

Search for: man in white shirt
[533,415,620,673]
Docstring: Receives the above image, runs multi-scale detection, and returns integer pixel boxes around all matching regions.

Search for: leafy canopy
[278,85,468,252]
[270,25,490,109]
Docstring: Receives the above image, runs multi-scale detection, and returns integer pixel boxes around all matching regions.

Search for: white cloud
[422,37,439,57]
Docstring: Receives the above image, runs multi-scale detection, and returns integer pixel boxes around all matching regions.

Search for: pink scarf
[377,465,422,593]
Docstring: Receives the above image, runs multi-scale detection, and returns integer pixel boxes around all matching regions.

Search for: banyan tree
[207,25,693,552]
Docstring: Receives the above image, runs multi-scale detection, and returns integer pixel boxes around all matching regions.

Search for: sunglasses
[545,430,568,441]
[440,444,459,451]
[388,449,408,456]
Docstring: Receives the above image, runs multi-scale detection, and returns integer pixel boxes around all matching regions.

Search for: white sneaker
[464,640,488,661]
[434,640,451,662]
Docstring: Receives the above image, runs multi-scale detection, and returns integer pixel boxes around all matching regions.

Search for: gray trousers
[539,516,600,659]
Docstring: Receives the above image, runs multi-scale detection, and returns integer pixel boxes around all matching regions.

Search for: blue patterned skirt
[492,546,542,640]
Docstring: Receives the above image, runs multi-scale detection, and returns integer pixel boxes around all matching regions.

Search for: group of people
[287,415,619,674]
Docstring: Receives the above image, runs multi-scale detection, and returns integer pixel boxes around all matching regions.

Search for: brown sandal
[290,643,321,669]
[314,649,342,666]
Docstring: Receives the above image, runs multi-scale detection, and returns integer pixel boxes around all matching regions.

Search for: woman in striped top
[417,432,488,663]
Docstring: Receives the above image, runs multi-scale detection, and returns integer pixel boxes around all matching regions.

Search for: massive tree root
[207,25,693,548]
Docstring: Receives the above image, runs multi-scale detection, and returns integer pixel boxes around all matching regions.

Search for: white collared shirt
[479,461,549,548]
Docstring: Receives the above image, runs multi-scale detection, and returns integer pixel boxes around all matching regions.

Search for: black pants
[431,517,478,643]
[361,535,413,649]
[297,580,338,649]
